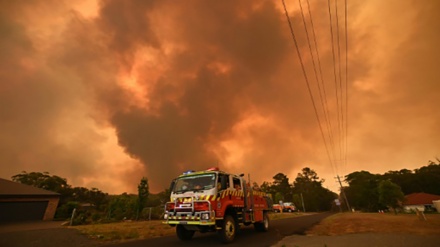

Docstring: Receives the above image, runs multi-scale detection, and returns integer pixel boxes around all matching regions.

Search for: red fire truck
[163,167,272,243]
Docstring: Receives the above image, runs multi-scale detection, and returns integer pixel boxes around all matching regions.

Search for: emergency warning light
[183,170,195,175]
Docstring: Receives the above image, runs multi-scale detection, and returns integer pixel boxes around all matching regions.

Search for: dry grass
[307,212,440,236]
[270,212,312,220]
[72,221,176,242]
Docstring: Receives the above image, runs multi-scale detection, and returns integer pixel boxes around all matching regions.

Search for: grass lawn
[306,212,440,236]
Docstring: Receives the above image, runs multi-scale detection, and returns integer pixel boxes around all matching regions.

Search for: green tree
[378,180,405,214]
[88,188,108,210]
[382,169,417,195]
[11,171,73,206]
[107,193,137,221]
[272,173,293,202]
[12,171,70,194]
[345,171,382,212]
[380,160,440,196]
[260,181,273,194]
[414,161,440,195]
[292,167,336,211]
[12,171,111,223]
[136,177,149,220]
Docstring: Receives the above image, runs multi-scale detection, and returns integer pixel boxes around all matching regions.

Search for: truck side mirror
[169,179,176,192]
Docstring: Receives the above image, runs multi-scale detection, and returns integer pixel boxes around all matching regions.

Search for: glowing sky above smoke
[1,0,439,194]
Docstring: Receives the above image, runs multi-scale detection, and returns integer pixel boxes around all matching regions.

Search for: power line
[282,0,350,201]
[298,0,337,175]
[281,0,334,174]
[327,0,344,175]
[305,0,337,164]
[335,0,345,171]
[344,0,349,176]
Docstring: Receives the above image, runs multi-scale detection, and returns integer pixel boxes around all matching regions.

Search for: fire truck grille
[175,208,192,212]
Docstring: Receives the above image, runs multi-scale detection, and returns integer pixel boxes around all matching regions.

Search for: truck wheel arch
[218,214,236,243]
[254,211,269,232]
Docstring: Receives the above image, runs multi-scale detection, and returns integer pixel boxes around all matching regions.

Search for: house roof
[0,178,60,196]
[403,192,440,205]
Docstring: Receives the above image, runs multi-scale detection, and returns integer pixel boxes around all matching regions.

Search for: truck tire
[218,215,236,243]
[254,212,269,232]
[176,225,195,241]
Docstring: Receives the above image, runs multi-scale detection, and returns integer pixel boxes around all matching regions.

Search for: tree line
[10,166,338,224]
[10,159,440,224]
[11,172,168,225]
[343,159,440,212]
[260,167,338,212]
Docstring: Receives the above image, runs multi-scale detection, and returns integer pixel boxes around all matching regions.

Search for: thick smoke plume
[1,0,439,193]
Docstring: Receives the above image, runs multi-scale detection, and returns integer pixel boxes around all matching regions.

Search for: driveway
[0,221,102,247]
[0,221,66,233]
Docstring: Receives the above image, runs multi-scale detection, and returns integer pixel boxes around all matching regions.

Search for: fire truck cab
[163,167,271,243]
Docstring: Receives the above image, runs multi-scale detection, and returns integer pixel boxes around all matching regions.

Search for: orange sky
[1,0,439,194]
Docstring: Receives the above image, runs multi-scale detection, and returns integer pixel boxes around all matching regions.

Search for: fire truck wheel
[219,215,236,243]
[254,212,269,232]
[176,225,195,241]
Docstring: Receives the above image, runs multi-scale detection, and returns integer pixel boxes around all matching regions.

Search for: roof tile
[0,178,60,196]
[403,192,440,205]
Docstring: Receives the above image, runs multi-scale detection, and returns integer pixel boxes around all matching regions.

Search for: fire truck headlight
[201,213,210,220]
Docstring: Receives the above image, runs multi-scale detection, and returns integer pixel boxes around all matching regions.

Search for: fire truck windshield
[173,173,216,193]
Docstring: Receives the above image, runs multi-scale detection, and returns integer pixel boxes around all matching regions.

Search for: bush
[55,201,80,220]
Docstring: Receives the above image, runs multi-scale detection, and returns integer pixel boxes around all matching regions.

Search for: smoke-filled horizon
[1,0,439,194]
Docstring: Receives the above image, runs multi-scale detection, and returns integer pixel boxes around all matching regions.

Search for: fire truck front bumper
[163,210,216,226]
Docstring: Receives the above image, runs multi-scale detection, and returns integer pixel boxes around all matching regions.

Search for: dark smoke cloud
[1,0,439,193]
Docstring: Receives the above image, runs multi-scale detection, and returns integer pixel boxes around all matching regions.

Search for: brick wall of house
[43,197,60,220]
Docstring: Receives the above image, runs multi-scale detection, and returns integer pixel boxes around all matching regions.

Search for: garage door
[0,201,48,222]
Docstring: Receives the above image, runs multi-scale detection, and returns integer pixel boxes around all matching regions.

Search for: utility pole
[300,193,306,212]
[336,175,351,212]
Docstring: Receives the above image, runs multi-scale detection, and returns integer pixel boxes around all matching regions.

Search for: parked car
[272,202,297,213]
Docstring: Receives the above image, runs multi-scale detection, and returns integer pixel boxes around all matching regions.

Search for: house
[0,178,60,222]
[402,192,440,213]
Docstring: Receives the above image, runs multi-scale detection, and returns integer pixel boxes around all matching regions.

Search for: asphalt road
[0,213,332,247]
[105,212,333,247]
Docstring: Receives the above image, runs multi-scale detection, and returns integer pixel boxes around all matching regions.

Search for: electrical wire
[281,0,335,175]
[281,0,350,185]
[344,0,349,176]
[327,0,343,176]
[305,0,337,162]
[335,0,344,173]
[298,0,338,175]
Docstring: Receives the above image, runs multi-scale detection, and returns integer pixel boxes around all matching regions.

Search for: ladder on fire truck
[242,175,255,223]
